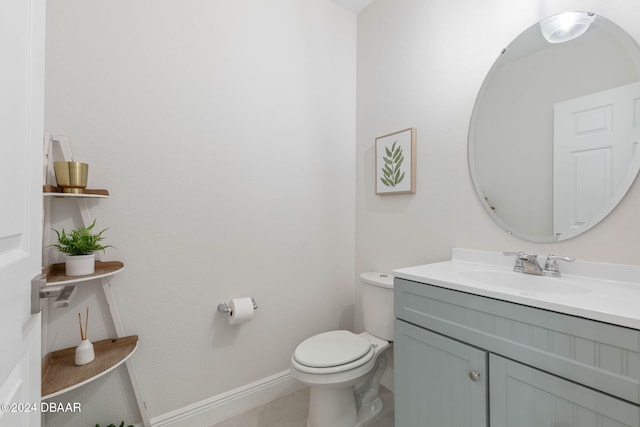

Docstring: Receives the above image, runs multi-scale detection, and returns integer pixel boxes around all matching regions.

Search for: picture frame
[375,127,416,195]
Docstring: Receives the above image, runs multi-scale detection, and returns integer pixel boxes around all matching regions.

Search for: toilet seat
[292,330,375,374]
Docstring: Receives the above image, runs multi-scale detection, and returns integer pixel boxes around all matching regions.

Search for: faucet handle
[543,254,575,277]
[503,251,525,272]
[503,251,524,256]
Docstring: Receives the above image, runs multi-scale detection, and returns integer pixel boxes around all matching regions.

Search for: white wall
[44,1,356,426]
[356,0,640,325]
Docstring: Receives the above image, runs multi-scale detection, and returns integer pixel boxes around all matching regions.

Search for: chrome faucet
[521,254,544,275]
[503,251,525,272]
[504,252,575,277]
[543,254,575,277]
[503,251,542,275]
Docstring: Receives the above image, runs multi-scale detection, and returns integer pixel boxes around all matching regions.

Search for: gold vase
[54,162,89,193]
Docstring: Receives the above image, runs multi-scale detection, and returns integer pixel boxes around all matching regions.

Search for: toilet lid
[293,330,372,368]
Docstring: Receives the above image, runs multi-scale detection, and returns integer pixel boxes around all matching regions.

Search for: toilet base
[356,396,383,426]
[305,349,388,427]
[307,386,357,427]
[305,392,383,427]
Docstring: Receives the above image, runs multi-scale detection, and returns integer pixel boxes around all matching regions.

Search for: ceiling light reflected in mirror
[539,11,596,43]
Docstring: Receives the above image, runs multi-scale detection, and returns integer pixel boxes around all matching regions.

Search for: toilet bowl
[290,273,394,427]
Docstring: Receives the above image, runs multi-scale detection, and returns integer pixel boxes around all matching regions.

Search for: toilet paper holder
[217,298,258,313]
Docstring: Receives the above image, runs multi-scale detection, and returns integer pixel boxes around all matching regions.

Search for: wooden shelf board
[44,261,124,286]
[42,335,138,399]
[43,185,109,198]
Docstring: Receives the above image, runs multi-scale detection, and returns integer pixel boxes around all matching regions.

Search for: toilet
[290,272,394,427]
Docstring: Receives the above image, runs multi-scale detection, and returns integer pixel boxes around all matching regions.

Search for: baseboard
[151,369,303,427]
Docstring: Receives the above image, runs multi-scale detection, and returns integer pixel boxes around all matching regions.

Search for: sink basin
[458,270,591,296]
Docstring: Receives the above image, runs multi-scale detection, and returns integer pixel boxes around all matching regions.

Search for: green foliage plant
[380,141,405,187]
[52,219,112,256]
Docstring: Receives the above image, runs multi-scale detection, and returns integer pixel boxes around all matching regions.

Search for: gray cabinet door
[394,319,488,427]
[490,354,640,427]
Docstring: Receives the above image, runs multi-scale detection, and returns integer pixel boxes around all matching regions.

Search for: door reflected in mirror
[468,12,640,242]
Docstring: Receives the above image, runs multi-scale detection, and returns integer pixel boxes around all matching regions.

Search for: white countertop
[393,248,640,329]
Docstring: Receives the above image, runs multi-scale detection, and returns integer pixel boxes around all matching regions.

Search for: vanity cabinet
[394,278,640,427]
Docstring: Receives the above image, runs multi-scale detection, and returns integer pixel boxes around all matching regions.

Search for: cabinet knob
[468,370,481,382]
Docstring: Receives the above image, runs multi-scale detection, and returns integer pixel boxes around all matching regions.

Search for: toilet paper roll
[228,297,254,326]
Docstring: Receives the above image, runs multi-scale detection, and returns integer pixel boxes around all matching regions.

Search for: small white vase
[75,339,95,366]
[65,253,95,276]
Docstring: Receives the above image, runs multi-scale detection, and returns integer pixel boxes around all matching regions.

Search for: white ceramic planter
[65,253,95,276]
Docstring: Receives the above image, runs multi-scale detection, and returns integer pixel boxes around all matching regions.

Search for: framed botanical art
[375,127,416,195]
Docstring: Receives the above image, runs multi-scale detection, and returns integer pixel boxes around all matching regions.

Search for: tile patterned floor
[210,386,394,427]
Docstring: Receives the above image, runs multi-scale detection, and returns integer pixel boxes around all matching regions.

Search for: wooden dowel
[84,306,89,340]
[78,312,84,340]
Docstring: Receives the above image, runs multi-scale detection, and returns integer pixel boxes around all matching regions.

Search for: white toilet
[290,272,394,427]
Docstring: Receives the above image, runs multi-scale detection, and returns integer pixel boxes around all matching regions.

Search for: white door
[0,0,45,426]
[553,82,640,237]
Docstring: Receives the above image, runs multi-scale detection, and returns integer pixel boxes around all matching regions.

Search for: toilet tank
[360,272,395,341]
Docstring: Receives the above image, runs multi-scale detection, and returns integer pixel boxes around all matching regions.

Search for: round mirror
[469,12,640,242]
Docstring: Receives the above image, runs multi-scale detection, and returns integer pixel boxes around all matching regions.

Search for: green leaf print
[380,141,405,188]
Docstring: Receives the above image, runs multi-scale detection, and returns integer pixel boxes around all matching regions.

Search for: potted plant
[52,219,112,276]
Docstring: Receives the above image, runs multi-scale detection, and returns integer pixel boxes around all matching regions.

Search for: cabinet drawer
[395,278,640,404]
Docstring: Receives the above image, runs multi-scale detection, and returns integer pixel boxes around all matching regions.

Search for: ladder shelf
[42,133,150,426]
